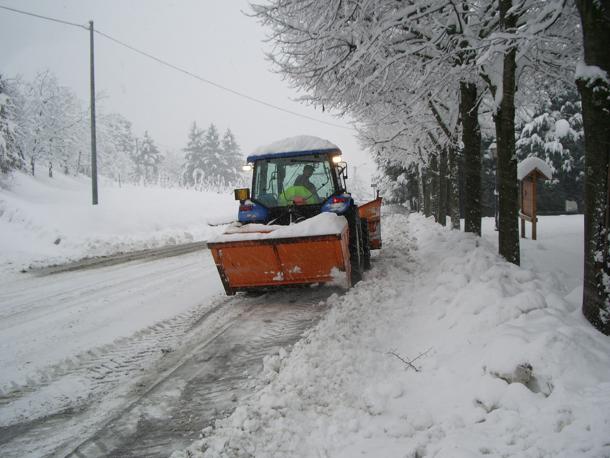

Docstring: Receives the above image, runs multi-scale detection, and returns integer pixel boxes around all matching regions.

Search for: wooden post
[532,171,538,240]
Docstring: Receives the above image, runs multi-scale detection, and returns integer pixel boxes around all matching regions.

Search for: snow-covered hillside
[175,212,610,458]
[0,172,234,275]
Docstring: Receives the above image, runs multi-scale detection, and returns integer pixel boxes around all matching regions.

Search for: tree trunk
[448,146,461,230]
[430,154,439,222]
[30,156,35,176]
[494,0,520,265]
[417,165,424,213]
[438,149,448,226]
[423,168,431,218]
[576,0,610,335]
[460,81,482,235]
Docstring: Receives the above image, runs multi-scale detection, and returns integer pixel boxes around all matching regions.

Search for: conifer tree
[516,86,584,212]
[201,123,223,185]
[220,128,243,185]
[134,131,161,183]
[182,121,205,186]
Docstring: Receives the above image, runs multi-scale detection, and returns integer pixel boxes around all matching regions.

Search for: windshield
[252,154,336,207]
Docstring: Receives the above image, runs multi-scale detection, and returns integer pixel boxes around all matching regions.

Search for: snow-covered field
[1,173,608,457]
[177,212,610,458]
[0,171,234,277]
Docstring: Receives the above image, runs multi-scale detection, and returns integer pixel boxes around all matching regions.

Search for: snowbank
[251,135,339,158]
[0,172,235,274]
[209,213,347,243]
[518,156,553,180]
[174,213,610,458]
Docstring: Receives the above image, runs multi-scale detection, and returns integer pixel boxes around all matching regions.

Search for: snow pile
[251,135,339,158]
[0,171,234,273]
[209,212,347,243]
[174,213,610,458]
[575,62,609,85]
[518,156,553,180]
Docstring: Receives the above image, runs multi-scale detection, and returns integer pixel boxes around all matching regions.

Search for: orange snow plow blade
[359,197,383,249]
[208,226,350,295]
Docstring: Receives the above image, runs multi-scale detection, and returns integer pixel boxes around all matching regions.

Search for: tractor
[208,136,381,295]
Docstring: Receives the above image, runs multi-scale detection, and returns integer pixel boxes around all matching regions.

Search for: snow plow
[208,136,382,295]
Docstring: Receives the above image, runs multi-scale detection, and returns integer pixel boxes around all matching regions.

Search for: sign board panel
[521,178,534,218]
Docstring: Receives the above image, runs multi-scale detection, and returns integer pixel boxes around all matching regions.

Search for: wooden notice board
[521,176,535,218]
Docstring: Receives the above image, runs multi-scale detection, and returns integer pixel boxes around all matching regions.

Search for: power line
[93,29,353,131]
[0,4,87,30]
[0,3,354,132]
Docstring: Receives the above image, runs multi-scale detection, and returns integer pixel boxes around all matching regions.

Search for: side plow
[208,213,352,295]
[209,226,350,295]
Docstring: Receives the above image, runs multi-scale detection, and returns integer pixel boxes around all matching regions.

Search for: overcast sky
[0,0,374,182]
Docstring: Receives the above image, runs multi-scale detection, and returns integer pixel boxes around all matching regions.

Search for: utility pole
[89,20,98,205]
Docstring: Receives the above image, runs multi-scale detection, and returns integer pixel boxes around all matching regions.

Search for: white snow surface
[209,212,347,243]
[251,135,339,158]
[554,119,571,139]
[518,156,553,181]
[0,171,234,275]
[175,213,610,458]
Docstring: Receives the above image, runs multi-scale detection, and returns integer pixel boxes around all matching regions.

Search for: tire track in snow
[64,289,334,458]
[0,293,243,458]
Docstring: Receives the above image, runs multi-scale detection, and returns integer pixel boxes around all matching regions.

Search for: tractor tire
[346,206,363,286]
[361,219,371,271]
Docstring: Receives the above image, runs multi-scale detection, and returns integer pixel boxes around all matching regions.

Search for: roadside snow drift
[0,172,234,273]
[175,213,610,458]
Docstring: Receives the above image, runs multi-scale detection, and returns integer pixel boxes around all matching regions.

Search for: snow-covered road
[0,248,335,457]
[0,250,223,393]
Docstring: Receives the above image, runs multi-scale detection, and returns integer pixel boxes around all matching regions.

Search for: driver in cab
[294,164,320,202]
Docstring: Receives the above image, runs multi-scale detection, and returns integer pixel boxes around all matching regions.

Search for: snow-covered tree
[574,0,610,335]
[220,128,243,185]
[182,122,205,186]
[516,86,584,212]
[200,123,223,186]
[0,75,23,174]
[11,71,86,177]
[253,0,580,265]
[134,131,161,184]
[158,148,184,187]
[97,113,136,184]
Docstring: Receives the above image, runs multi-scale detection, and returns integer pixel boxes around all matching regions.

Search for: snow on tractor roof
[247,135,340,162]
[517,156,553,181]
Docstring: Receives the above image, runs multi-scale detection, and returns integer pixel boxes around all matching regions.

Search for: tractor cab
[235,146,351,225]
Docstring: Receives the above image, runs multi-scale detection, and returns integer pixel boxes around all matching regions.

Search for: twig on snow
[387,347,432,372]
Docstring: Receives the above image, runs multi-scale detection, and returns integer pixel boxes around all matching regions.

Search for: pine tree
[220,128,243,185]
[182,121,205,186]
[134,131,161,183]
[201,123,223,186]
[516,86,584,212]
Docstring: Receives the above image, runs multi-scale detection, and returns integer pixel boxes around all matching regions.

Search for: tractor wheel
[346,207,363,285]
[361,219,371,271]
